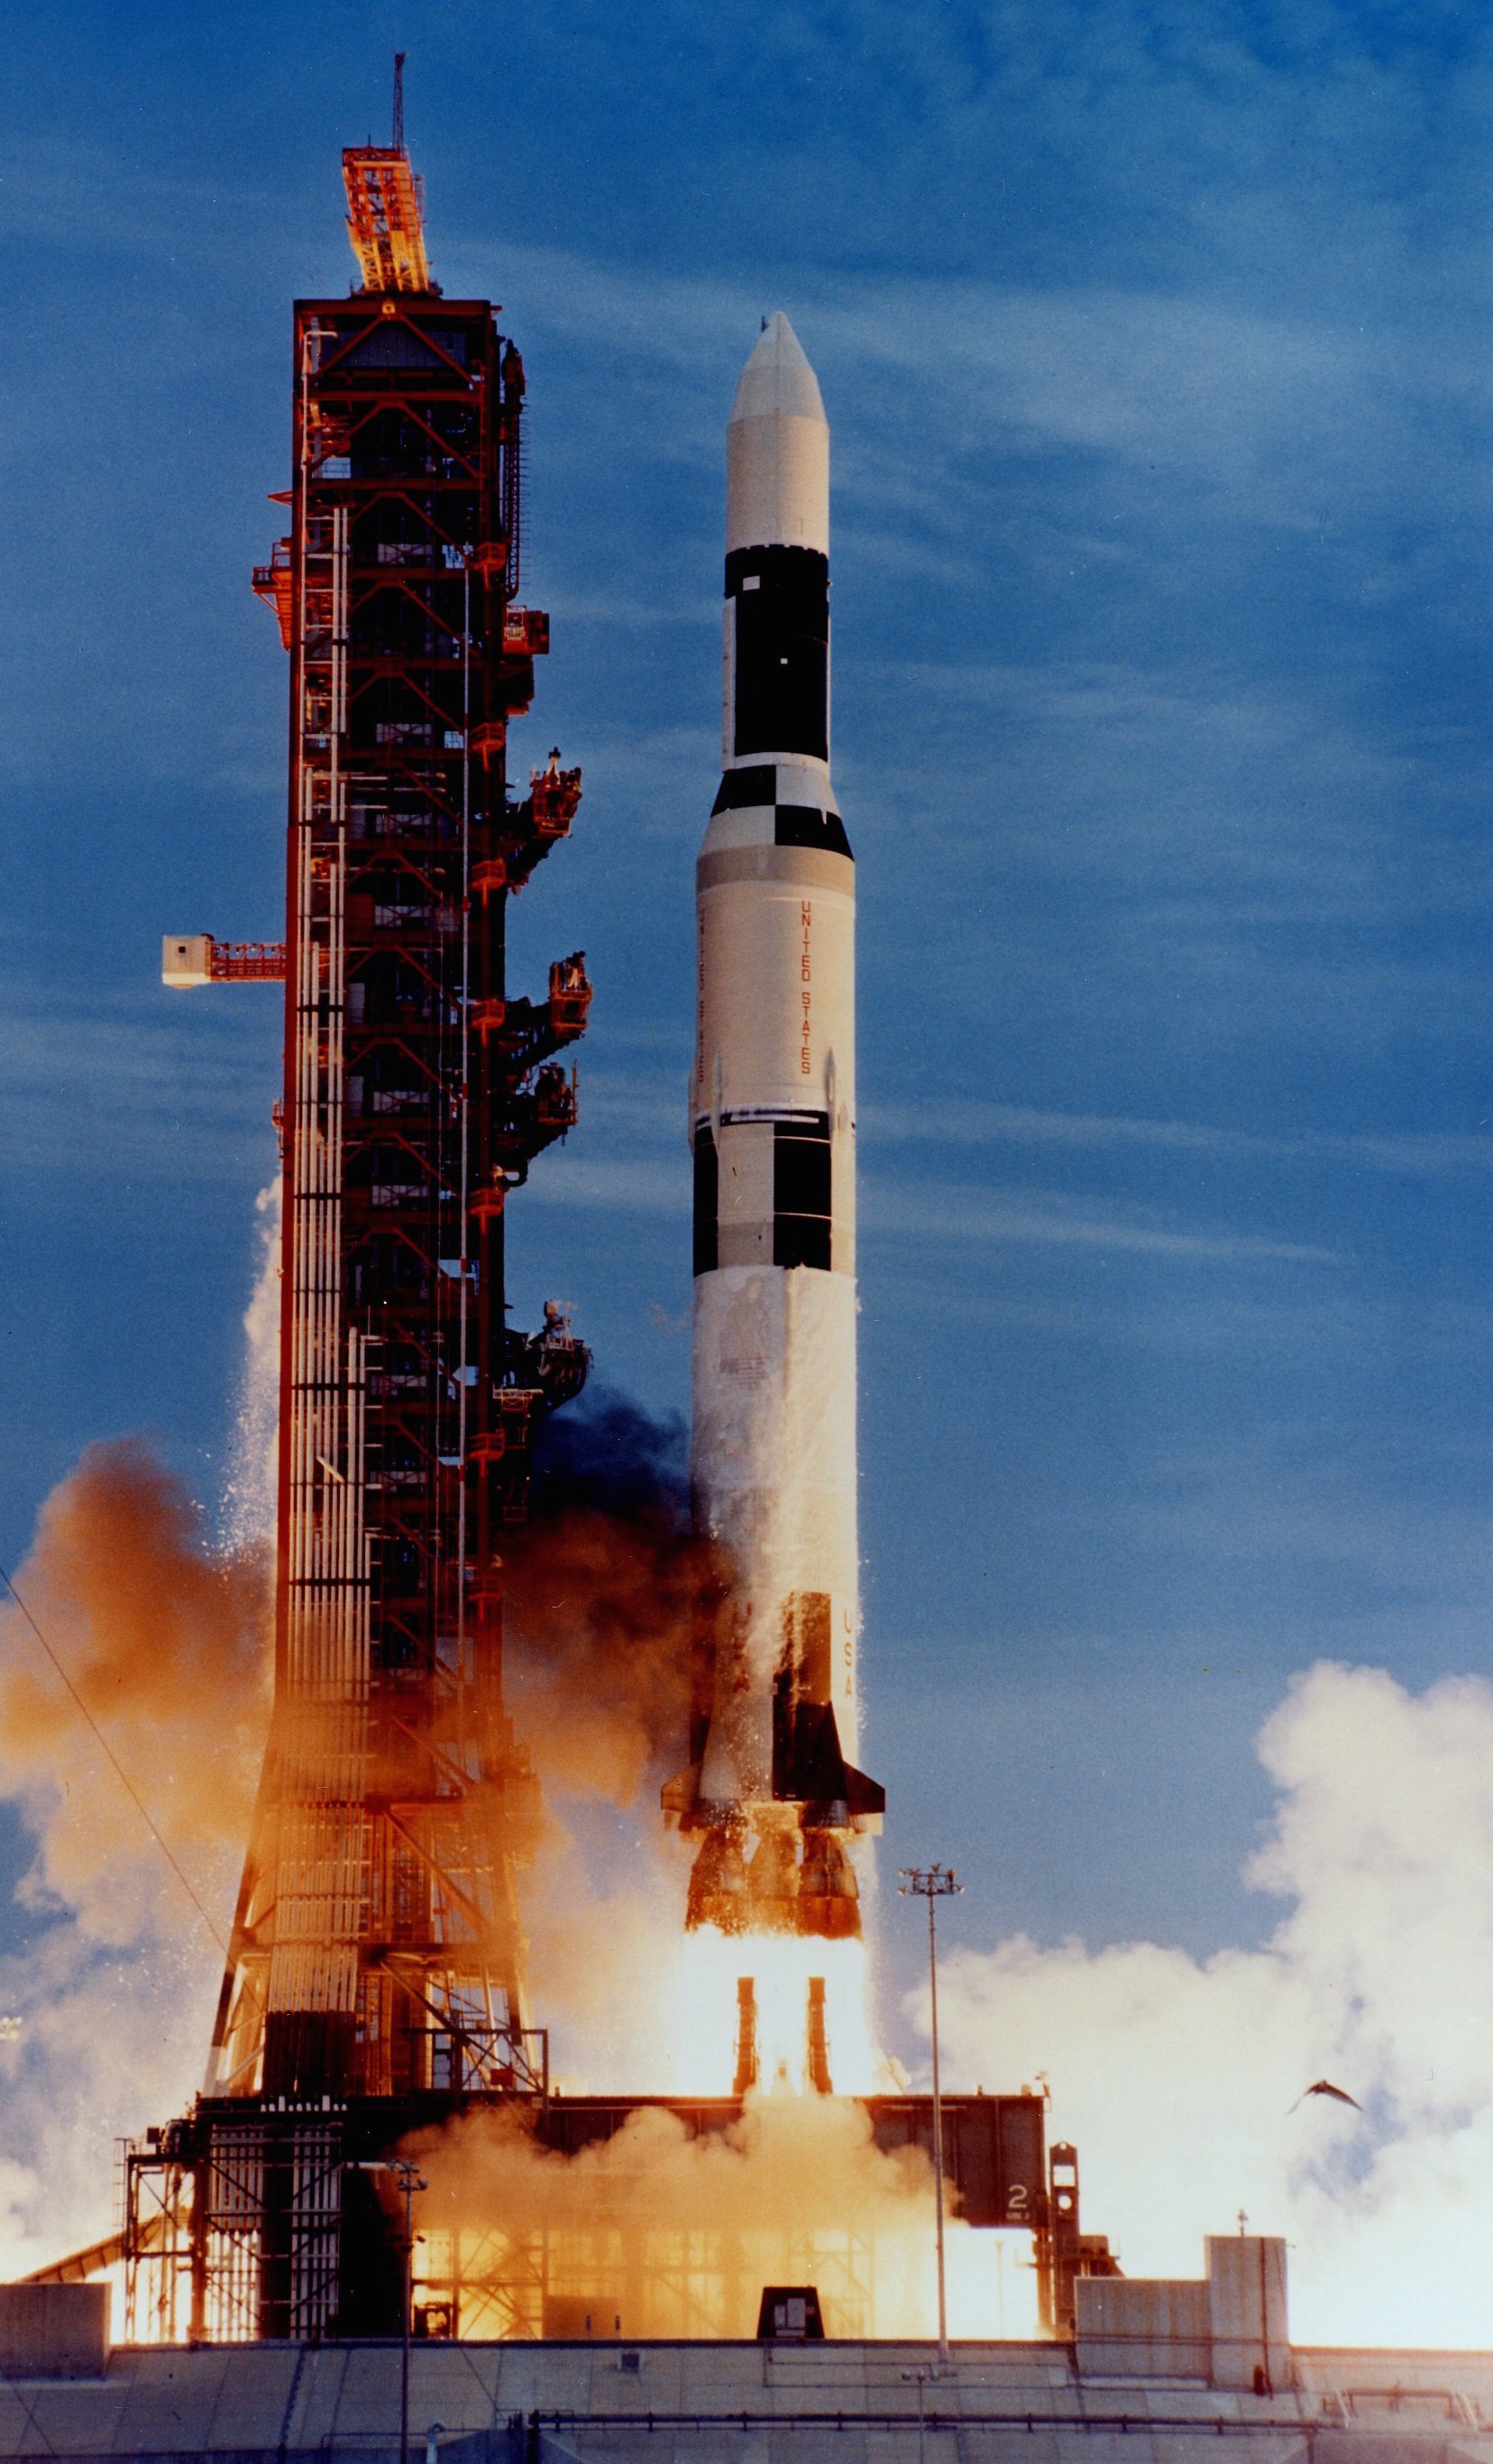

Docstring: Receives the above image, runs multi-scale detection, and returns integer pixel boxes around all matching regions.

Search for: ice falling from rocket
[664,314,884,1938]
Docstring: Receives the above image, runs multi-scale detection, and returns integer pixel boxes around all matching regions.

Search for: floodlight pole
[360,2157,428,2464]
[901,1864,963,2366]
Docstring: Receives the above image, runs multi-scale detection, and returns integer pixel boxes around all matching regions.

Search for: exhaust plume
[503,1390,730,1808]
[0,1435,270,2273]
[409,2090,988,2339]
[223,1177,281,1554]
[499,1392,736,2085]
[502,1392,884,2095]
[0,1436,270,1943]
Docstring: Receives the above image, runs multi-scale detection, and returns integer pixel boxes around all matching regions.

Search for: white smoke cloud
[222,1177,282,1554]
[0,1928,224,2286]
[928,1660,1493,2349]
[0,1188,280,2280]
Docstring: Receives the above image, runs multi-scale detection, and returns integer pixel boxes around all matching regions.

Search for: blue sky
[3,0,1493,2056]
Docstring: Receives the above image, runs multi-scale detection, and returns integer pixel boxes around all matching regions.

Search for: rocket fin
[773,1701,885,1826]
[841,1761,885,1823]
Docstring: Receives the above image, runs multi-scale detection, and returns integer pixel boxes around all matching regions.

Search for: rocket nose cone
[729,312,826,426]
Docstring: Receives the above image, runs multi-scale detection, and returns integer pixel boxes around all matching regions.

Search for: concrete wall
[0,2281,108,2378]
[1207,2236,1290,2394]
[1074,2275,1211,2377]
[0,2331,1485,2460]
[1075,2237,1289,2390]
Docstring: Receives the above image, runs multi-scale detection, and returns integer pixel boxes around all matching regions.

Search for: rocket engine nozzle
[683,1808,866,1941]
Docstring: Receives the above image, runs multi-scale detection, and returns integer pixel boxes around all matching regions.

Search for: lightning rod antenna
[393,51,406,152]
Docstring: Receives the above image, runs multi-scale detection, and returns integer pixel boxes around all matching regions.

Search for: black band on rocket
[776,805,852,857]
[727,545,829,763]
[692,1114,834,1278]
[710,766,853,858]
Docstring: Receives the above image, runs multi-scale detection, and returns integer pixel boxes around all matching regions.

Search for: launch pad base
[0,2298,1484,2464]
[92,2089,1108,2345]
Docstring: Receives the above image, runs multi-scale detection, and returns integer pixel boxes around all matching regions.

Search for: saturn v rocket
[664,314,884,1939]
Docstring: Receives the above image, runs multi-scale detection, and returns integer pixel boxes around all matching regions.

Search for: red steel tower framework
[133,134,593,2336]
[205,146,591,2110]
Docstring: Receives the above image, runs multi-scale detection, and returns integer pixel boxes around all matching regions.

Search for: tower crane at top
[343,53,435,296]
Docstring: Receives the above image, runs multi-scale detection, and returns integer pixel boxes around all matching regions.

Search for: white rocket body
[665,316,882,1940]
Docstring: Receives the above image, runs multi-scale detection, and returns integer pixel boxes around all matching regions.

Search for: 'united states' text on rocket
[664,313,884,1937]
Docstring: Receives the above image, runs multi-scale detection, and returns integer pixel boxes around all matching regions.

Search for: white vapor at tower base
[664,314,884,1939]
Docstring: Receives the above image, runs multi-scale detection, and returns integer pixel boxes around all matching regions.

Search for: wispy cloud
[866,1261,1493,1374]
[864,1097,1493,1177]
[527,1136,1337,1267]
[524,1155,688,1217]
[861,1177,1340,1265]
[0,980,276,1193]
[474,234,1486,551]
[556,1067,1493,1189]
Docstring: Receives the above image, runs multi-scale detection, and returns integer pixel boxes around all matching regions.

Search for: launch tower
[143,118,591,2337]
[211,144,591,2116]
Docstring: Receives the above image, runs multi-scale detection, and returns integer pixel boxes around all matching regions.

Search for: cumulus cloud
[930,1661,1493,2347]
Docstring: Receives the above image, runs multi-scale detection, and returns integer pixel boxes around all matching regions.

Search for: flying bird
[1289,2078,1362,2114]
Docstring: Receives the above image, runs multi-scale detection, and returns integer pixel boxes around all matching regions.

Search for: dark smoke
[503,1388,728,1809]
[528,1388,691,1525]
